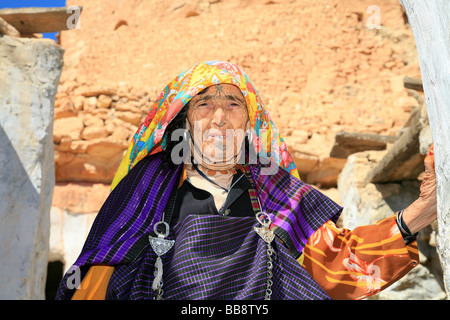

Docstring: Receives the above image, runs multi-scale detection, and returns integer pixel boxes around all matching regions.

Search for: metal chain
[265,242,276,300]
[254,211,277,301]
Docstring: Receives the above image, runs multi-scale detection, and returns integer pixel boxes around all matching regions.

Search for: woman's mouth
[205,131,227,142]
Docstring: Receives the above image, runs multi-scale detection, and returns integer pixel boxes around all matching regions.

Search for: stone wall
[55,0,422,189]
[0,35,63,299]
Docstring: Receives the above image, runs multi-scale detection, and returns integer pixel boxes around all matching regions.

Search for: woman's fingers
[424,144,435,173]
[420,144,436,202]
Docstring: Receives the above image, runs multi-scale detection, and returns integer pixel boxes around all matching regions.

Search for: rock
[306,157,347,188]
[81,114,104,127]
[81,126,109,140]
[419,125,433,155]
[330,131,396,159]
[54,97,77,119]
[51,183,111,214]
[74,85,116,97]
[0,35,63,299]
[71,95,84,111]
[85,139,128,160]
[283,129,309,145]
[54,137,72,152]
[108,125,132,142]
[116,110,142,126]
[53,117,84,142]
[55,139,127,183]
[54,151,76,166]
[97,94,112,108]
[69,140,89,153]
[338,151,417,227]
[115,101,141,113]
[291,133,347,187]
[317,187,341,206]
[84,96,98,110]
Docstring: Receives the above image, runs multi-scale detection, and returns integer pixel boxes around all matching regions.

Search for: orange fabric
[301,214,419,300]
[72,266,114,300]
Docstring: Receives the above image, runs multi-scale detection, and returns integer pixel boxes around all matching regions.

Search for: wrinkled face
[187,84,249,165]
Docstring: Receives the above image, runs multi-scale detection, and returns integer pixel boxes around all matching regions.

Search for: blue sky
[0,0,67,40]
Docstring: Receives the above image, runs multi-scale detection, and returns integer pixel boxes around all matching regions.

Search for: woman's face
[187,84,249,165]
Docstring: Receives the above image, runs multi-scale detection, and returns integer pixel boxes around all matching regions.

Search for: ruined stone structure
[0,35,63,299]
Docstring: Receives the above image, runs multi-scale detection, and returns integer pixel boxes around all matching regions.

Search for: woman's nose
[212,107,226,127]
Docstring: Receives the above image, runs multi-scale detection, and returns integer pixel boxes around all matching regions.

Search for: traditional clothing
[55,61,418,300]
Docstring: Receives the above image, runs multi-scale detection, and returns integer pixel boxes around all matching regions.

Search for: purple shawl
[56,153,342,300]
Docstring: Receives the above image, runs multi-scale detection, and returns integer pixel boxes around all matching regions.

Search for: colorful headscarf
[111,61,299,190]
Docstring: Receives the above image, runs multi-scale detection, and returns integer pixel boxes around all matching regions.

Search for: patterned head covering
[111,61,299,190]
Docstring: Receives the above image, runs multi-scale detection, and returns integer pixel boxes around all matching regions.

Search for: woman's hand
[402,144,437,234]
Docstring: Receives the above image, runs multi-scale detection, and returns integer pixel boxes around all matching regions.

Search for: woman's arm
[301,145,436,300]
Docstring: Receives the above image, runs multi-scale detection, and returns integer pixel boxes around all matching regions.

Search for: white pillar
[0,35,63,299]
[399,0,450,297]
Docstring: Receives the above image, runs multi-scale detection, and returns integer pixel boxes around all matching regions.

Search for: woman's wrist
[401,198,437,235]
[396,209,418,244]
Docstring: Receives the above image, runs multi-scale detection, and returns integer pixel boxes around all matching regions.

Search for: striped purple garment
[55,153,342,300]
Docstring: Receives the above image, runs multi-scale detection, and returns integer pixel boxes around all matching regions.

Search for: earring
[247,130,253,145]
[183,129,190,142]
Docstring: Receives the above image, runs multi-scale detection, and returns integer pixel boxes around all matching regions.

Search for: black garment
[170,172,255,226]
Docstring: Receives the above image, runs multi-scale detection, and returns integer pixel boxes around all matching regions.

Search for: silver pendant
[254,212,275,243]
[149,236,175,256]
[254,212,276,300]
[148,221,174,300]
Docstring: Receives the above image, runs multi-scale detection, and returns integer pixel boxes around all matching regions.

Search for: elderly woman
[56,61,436,300]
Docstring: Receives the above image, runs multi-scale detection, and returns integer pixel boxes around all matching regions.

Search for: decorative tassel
[152,256,164,291]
